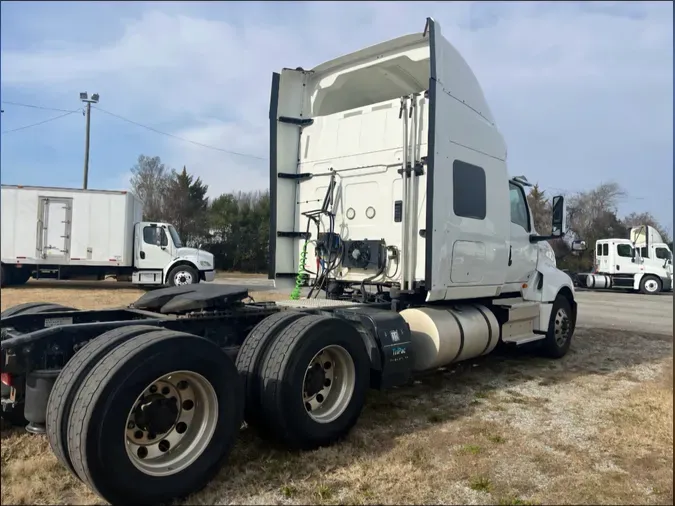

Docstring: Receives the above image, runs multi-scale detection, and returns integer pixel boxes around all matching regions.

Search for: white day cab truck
[0,19,584,505]
[0,185,215,288]
[580,225,673,294]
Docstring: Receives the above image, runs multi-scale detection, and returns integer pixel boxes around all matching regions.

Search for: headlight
[199,260,211,268]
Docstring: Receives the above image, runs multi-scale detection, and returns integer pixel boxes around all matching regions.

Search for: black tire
[66,330,243,505]
[235,311,308,428]
[539,295,575,359]
[167,264,199,287]
[1,302,75,319]
[639,275,662,295]
[46,325,162,477]
[258,315,370,450]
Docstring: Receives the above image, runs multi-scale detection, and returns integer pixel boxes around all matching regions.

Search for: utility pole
[79,92,99,189]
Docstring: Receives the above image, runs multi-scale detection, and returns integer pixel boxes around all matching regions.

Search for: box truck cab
[0,185,215,287]
[586,225,672,294]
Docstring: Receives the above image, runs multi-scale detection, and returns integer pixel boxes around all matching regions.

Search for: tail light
[1,373,11,387]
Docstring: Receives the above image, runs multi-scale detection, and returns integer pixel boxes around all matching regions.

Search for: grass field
[1,281,672,505]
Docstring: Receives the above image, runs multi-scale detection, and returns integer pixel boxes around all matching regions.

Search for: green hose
[291,240,309,300]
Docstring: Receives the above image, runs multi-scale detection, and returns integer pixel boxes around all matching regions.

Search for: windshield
[167,225,183,248]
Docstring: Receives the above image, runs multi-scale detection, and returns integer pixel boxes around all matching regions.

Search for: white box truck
[580,225,673,294]
[0,185,216,287]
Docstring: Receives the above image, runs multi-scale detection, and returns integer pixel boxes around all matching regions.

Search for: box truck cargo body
[1,185,216,287]
[1,185,143,267]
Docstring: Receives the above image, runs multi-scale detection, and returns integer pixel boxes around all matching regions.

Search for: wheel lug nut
[158,440,171,452]
[149,385,158,394]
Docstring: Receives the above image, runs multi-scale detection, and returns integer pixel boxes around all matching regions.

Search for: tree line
[130,154,671,274]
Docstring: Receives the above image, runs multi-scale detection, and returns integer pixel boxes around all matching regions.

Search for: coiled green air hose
[291,240,309,300]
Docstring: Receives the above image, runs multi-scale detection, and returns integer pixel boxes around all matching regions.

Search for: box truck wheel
[235,311,309,429]
[167,264,199,286]
[539,295,574,359]
[639,275,662,295]
[1,302,76,319]
[46,325,162,477]
[258,315,369,450]
[65,330,243,505]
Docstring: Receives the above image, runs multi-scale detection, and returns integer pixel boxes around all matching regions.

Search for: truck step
[501,333,545,345]
[132,270,164,284]
[493,297,542,344]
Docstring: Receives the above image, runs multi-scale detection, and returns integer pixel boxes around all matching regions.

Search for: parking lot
[1,282,672,505]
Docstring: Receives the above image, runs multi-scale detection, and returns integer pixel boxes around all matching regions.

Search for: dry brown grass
[1,283,672,505]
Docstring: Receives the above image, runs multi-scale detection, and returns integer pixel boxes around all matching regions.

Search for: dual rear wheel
[46,326,243,504]
[44,312,371,504]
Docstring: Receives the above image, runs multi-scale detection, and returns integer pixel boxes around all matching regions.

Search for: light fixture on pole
[80,92,100,189]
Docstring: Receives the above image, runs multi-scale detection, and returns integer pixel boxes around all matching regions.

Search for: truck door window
[596,243,603,256]
[143,226,168,247]
[640,246,648,258]
[602,243,608,256]
[655,247,671,260]
[452,160,486,220]
[508,182,530,232]
[616,244,633,258]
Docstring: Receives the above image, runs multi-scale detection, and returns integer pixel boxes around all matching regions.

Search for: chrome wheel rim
[554,308,570,347]
[302,345,355,424]
[124,370,218,477]
[174,271,193,285]
[644,279,659,293]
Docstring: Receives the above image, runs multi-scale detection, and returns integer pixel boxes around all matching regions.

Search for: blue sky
[1,1,673,231]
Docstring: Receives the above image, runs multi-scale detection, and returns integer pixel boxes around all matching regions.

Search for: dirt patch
[1,286,672,505]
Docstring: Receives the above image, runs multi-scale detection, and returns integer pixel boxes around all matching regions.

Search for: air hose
[291,240,309,300]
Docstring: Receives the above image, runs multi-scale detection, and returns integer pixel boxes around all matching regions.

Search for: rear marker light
[1,373,12,387]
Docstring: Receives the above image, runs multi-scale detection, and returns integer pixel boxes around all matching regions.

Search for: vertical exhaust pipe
[400,96,409,291]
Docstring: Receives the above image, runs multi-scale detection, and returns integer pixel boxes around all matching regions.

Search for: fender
[521,244,576,332]
[162,258,200,283]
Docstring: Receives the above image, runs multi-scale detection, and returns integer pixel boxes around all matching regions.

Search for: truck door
[615,243,638,274]
[37,197,72,261]
[597,242,610,273]
[134,223,173,270]
[506,182,537,284]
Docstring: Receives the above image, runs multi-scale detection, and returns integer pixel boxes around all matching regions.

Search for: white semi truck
[0,185,215,287]
[581,225,673,294]
[1,18,584,505]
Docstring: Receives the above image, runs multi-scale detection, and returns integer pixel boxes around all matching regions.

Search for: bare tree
[129,155,171,221]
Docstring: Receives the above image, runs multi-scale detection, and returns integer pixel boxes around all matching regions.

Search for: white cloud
[1,1,672,225]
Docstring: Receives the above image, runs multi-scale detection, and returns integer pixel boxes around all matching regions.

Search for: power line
[1,111,79,135]
[92,106,267,161]
[1,100,80,114]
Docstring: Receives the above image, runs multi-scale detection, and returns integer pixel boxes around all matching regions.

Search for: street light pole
[79,92,99,189]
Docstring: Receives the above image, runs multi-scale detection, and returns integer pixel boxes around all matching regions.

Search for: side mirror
[551,195,566,237]
[571,240,587,251]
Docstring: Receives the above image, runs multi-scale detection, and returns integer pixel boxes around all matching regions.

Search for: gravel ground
[0,281,672,505]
